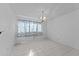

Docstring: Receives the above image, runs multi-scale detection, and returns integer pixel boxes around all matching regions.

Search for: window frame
[17,19,43,37]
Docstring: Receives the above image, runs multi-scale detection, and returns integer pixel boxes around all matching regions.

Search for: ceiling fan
[40,9,47,23]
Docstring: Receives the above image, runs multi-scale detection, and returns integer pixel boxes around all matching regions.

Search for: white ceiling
[9,3,79,20]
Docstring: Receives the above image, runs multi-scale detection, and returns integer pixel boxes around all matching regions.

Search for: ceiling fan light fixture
[43,16,47,20]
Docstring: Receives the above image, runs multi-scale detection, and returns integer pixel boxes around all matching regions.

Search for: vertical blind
[17,20,42,37]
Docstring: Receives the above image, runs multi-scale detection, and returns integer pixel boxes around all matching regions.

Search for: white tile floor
[12,40,79,56]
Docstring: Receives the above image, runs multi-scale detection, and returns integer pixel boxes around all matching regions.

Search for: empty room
[0,3,79,56]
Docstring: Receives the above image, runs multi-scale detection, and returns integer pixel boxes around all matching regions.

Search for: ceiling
[9,3,79,20]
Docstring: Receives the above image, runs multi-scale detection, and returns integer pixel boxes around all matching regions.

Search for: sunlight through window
[17,20,42,37]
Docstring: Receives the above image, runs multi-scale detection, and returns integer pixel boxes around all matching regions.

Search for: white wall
[47,9,79,49]
[0,4,16,55]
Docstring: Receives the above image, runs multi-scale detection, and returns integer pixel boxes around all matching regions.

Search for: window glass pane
[18,21,25,33]
[30,22,34,32]
[38,23,42,32]
[33,23,37,32]
[25,21,29,32]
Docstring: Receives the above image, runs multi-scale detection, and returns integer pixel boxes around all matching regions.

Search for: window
[17,20,43,37]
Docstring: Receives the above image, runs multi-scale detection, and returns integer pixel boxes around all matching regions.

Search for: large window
[17,20,42,37]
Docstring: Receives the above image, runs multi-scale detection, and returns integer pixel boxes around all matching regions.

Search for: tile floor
[11,40,79,56]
